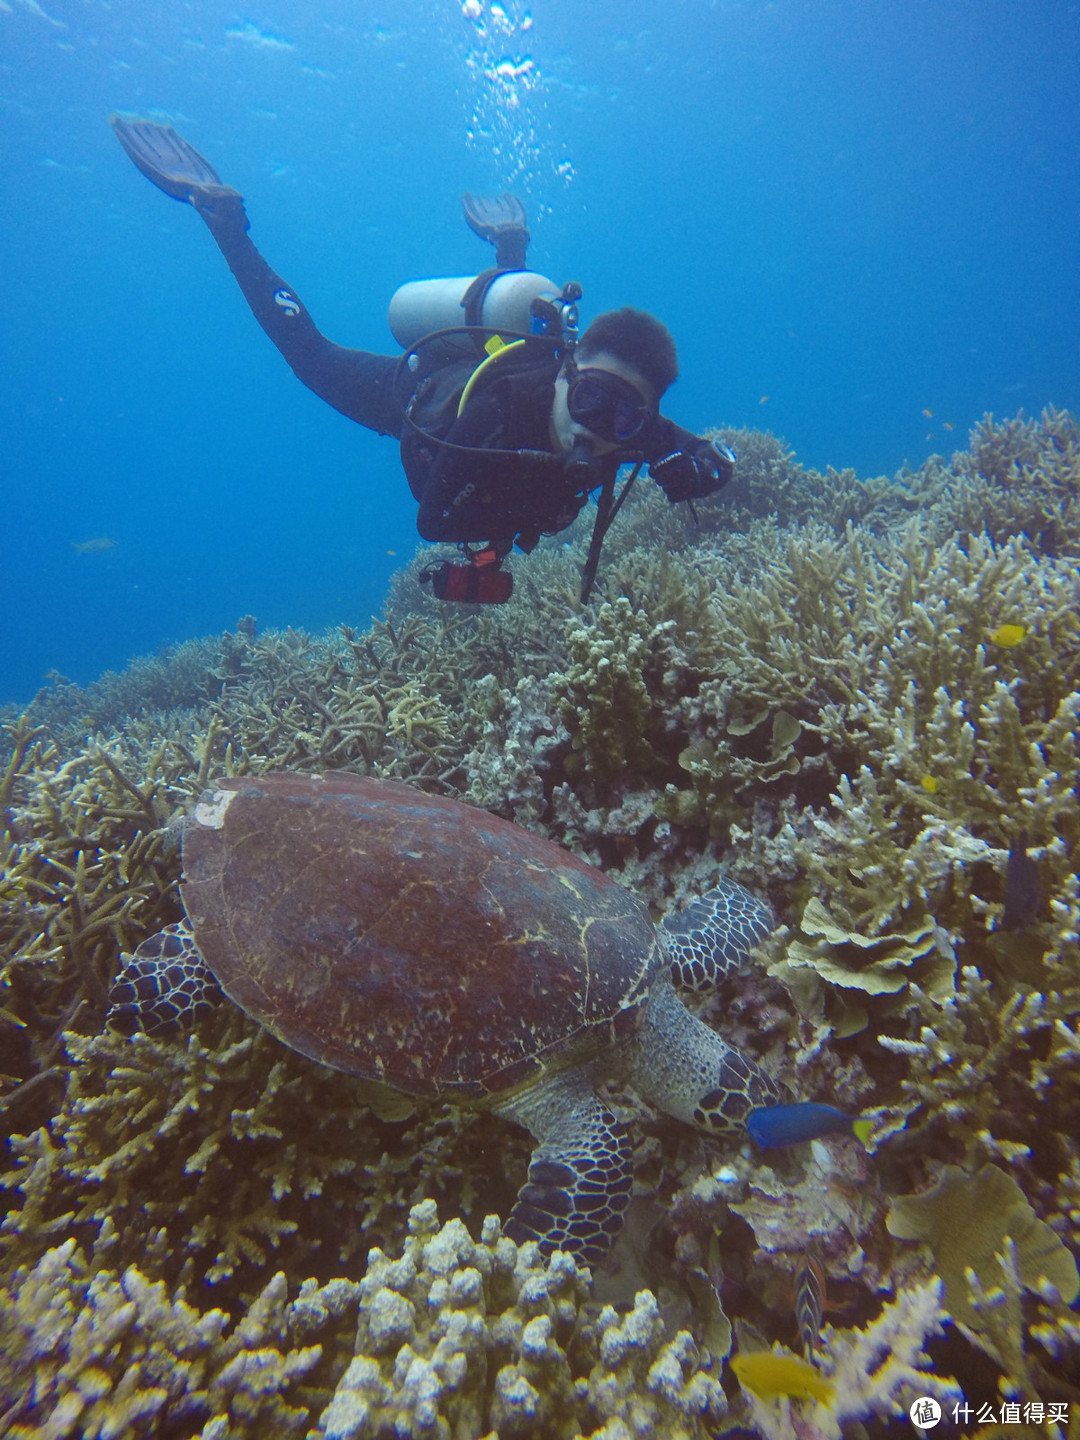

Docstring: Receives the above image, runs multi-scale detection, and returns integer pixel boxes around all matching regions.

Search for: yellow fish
[759,394,770,404]
[731,1350,835,1404]
[921,775,939,793]
[72,537,117,555]
[989,624,1027,648]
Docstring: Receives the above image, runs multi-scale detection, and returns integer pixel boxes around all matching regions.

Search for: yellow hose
[457,337,527,416]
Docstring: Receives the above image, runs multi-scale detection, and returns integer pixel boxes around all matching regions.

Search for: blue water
[3,0,1078,705]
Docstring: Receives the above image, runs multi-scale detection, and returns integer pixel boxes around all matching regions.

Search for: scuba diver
[110,115,735,603]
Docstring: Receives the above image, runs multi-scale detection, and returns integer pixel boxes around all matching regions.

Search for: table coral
[887,1165,1080,1401]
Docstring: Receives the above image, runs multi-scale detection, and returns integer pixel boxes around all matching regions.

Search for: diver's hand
[652,439,735,502]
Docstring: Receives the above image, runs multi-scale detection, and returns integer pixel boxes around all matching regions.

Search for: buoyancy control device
[389,273,626,607]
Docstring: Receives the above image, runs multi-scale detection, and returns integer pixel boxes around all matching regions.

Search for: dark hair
[577,306,679,398]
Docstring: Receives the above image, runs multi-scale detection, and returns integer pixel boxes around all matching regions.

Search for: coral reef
[3,408,1080,1432]
[314,1199,726,1440]
[886,1163,1078,1332]
[730,1280,962,1440]
[0,1231,358,1439]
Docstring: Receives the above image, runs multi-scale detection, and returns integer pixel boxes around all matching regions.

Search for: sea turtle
[108,771,783,1263]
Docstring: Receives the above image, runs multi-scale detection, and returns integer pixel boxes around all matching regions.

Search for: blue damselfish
[745,1102,873,1149]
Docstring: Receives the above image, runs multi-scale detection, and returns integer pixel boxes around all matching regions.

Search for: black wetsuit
[202,203,704,556]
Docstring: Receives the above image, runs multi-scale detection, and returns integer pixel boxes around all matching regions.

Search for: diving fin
[462,191,530,270]
[110,114,242,207]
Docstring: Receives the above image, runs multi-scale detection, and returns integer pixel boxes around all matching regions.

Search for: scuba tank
[388,271,563,351]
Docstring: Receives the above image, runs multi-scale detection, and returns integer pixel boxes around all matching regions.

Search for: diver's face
[550,350,656,455]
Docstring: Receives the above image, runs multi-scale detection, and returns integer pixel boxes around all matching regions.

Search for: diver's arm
[196,194,404,438]
[643,415,735,502]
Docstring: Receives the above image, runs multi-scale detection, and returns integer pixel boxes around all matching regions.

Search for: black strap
[579,461,643,602]
[459,268,506,328]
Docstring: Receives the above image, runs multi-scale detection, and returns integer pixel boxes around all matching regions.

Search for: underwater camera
[420,548,514,606]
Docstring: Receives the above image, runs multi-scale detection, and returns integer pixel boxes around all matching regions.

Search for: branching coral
[730,1281,960,1440]
[917,406,1080,552]
[0,721,207,1120]
[873,967,1080,1170]
[0,1228,360,1440]
[314,1200,726,1440]
[557,596,674,787]
[1,1018,526,1312]
[4,410,1080,1430]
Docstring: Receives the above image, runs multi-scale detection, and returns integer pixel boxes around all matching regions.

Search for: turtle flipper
[633,976,785,1136]
[500,1072,632,1265]
[662,877,774,995]
[107,922,220,1037]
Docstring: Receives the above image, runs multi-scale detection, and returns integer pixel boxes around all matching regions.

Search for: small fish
[386,549,397,556]
[793,1250,826,1356]
[72,537,117,556]
[731,1350,835,1404]
[746,1102,873,1149]
[922,407,934,418]
[920,774,939,794]
[1001,831,1043,931]
[942,421,955,431]
[759,394,770,404]
[989,623,1027,647]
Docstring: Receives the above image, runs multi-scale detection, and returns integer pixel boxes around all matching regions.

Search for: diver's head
[551,307,678,454]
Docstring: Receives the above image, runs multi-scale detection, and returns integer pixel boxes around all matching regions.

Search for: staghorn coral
[872,967,1080,1170]
[729,1280,961,1440]
[0,720,206,1122]
[0,1225,360,1439]
[2,1017,521,1311]
[909,405,1080,553]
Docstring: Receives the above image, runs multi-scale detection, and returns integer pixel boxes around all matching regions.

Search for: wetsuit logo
[274,288,301,317]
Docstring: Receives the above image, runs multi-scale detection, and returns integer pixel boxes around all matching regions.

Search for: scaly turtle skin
[108,772,782,1263]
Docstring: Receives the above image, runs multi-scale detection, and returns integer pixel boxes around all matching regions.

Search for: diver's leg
[195,194,403,436]
[111,116,403,436]
[462,192,530,270]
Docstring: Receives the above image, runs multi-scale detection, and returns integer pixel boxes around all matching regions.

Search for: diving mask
[565,356,652,443]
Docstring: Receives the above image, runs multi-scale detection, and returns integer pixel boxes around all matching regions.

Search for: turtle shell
[181,772,660,1100]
